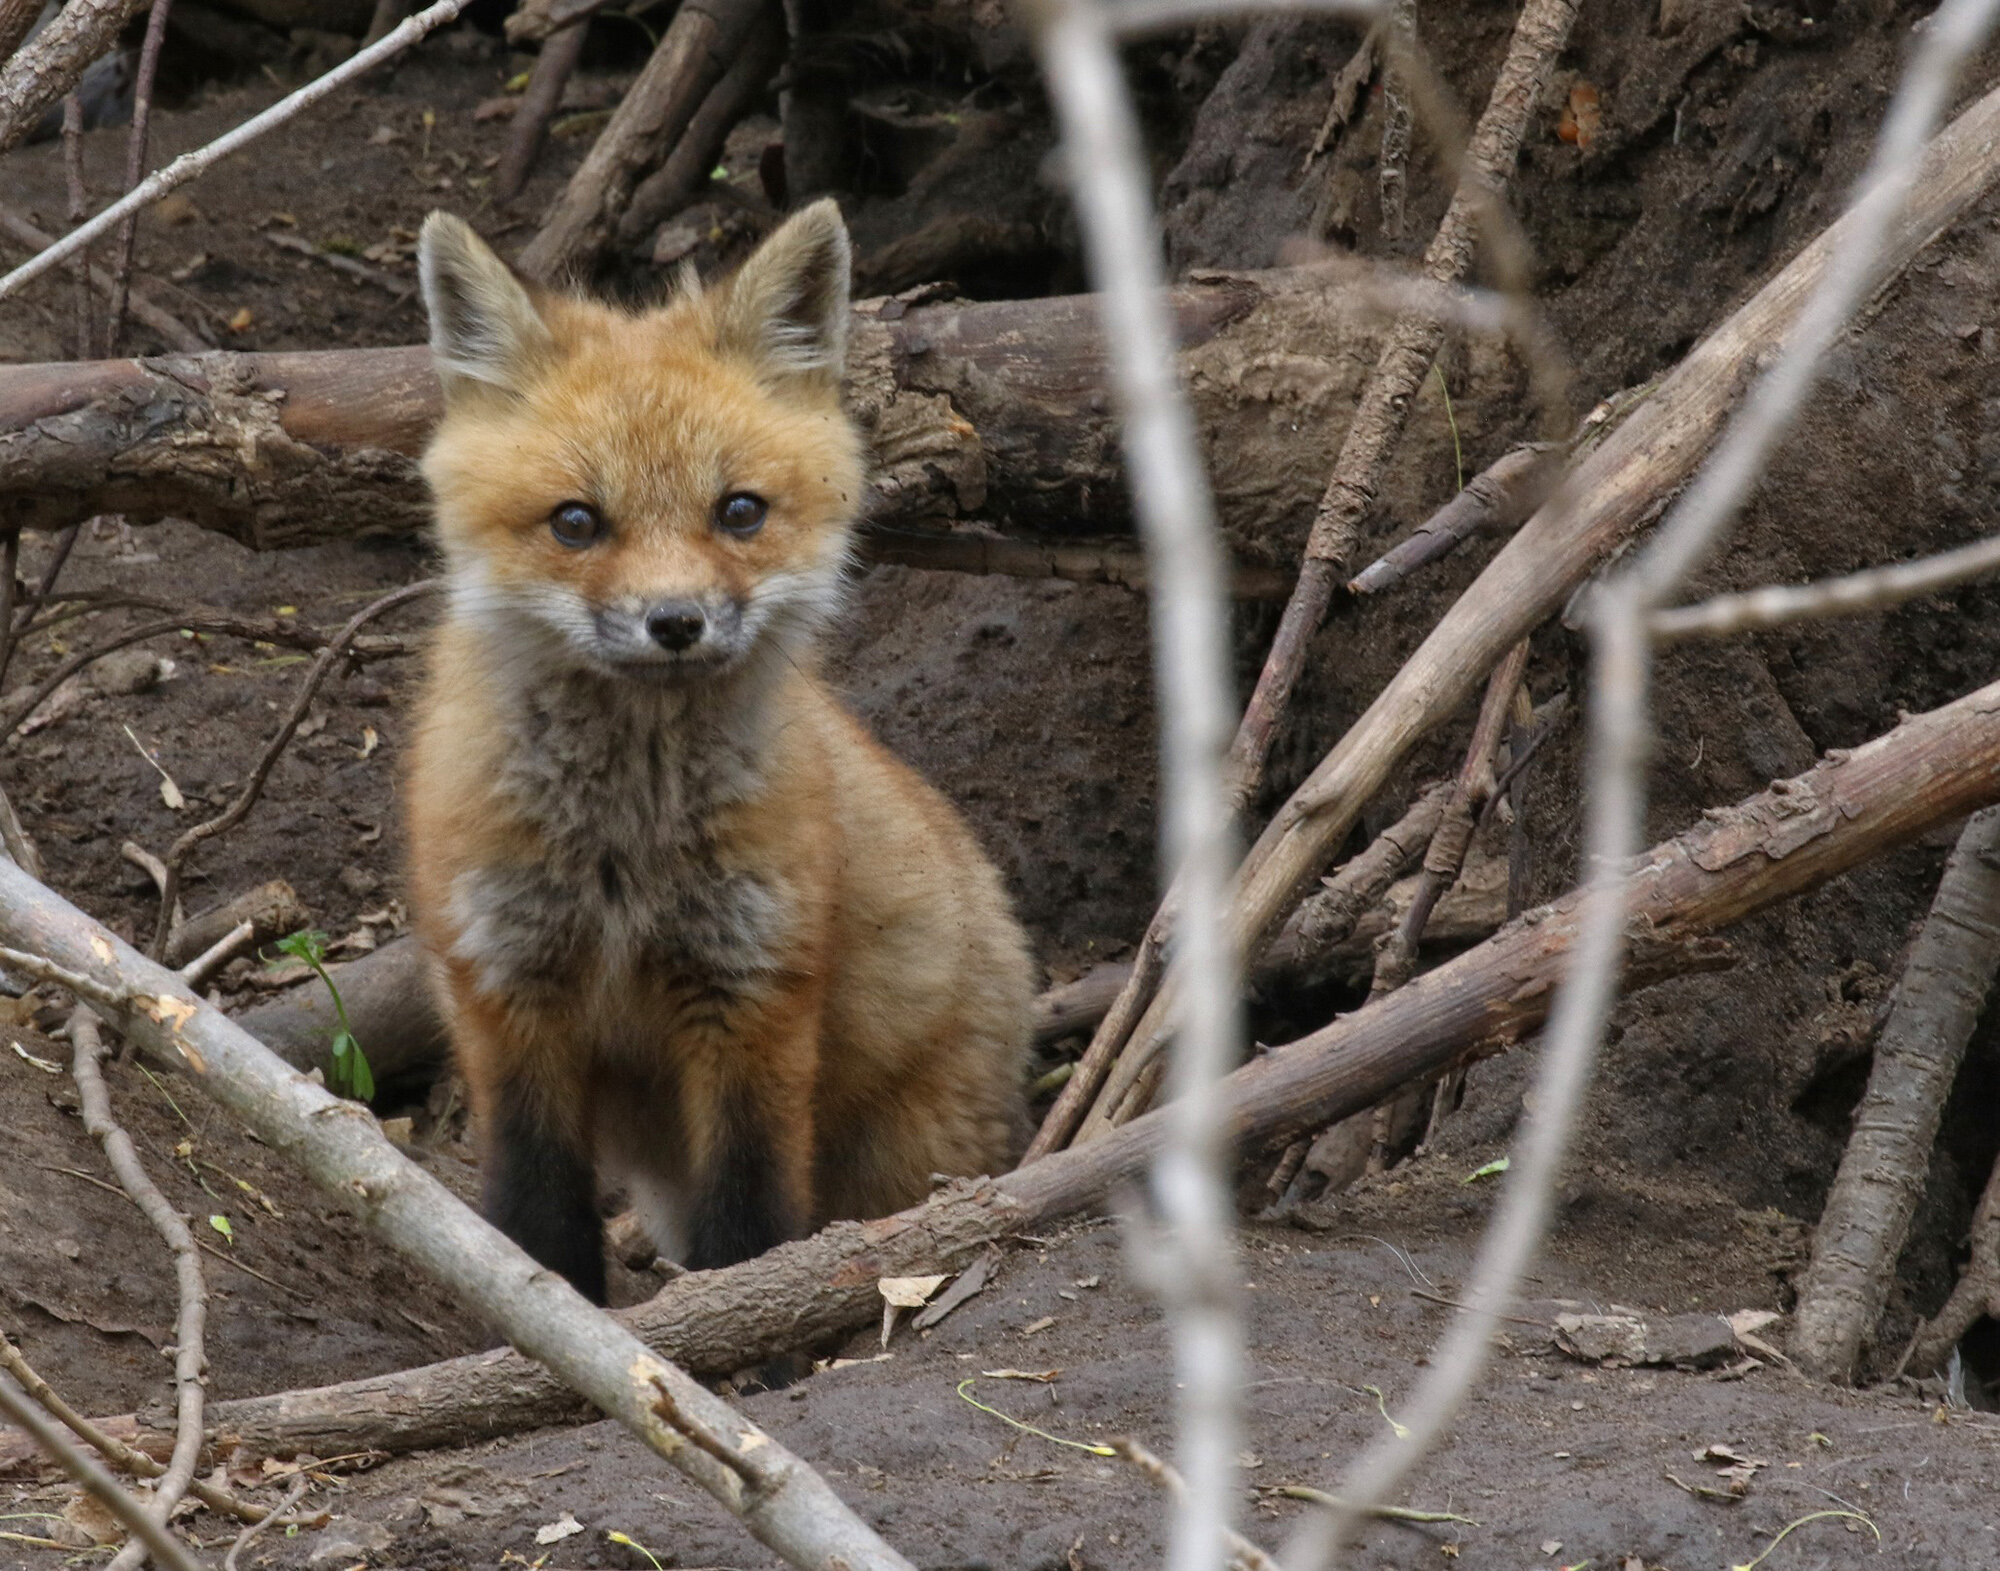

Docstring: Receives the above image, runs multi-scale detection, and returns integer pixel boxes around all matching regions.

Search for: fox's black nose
[646,602,707,652]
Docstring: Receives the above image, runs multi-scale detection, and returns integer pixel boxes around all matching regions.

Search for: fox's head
[417,201,865,683]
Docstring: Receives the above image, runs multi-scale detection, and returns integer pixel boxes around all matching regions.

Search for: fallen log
[12,674,1996,1471]
[0,266,1494,561]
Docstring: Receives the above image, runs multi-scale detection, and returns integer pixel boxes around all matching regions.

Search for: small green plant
[271,929,375,1101]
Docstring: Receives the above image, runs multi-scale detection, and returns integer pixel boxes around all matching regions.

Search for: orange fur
[406,204,1033,1283]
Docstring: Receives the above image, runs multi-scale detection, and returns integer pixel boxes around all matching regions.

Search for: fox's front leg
[677,986,821,1271]
[452,987,608,1304]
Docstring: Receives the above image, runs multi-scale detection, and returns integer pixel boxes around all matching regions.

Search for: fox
[405,201,1035,1303]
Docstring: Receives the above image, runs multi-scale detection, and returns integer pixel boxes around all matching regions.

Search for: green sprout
[271,929,374,1101]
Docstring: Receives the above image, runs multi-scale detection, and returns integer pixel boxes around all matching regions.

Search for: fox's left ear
[717,198,851,386]
[418,211,551,397]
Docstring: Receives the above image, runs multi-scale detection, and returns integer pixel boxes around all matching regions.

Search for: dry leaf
[981,1368,1059,1382]
[533,1512,585,1545]
[227,306,255,332]
[1021,1315,1056,1335]
[358,725,380,758]
[11,1039,60,1073]
[878,1274,947,1309]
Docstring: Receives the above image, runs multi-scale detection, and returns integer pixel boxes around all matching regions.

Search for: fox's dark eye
[550,502,603,549]
[715,492,767,538]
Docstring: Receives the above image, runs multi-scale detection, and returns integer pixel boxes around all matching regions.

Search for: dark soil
[5,0,2000,1566]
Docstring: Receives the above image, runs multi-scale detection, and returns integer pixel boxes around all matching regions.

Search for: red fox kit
[407,202,1034,1301]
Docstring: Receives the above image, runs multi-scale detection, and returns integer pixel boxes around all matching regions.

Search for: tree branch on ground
[7,675,1996,1471]
[69,1008,210,1571]
[0,203,210,352]
[0,867,921,1571]
[0,1325,322,1528]
[1793,804,2000,1382]
[0,271,1485,563]
[147,581,438,960]
[492,16,588,205]
[0,1372,207,1571]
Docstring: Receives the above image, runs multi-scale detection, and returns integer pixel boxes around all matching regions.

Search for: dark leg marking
[484,1091,606,1304]
[683,1085,800,1271]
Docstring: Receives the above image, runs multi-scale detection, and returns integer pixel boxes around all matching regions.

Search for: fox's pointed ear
[717,199,852,385]
[418,212,551,396]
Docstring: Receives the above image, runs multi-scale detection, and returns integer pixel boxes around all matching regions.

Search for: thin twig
[0,1373,208,1571]
[222,1478,309,1570]
[1113,1439,1282,1571]
[151,580,436,960]
[0,0,474,303]
[0,1327,317,1528]
[0,203,209,351]
[63,92,94,359]
[180,919,255,989]
[1,592,424,748]
[1293,0,2000,1559]
[1030,10,1244,1571]
[71,1009,209,1571]
[263,230,410,296]
[105,0,173,352]
[1650,531,2000,643]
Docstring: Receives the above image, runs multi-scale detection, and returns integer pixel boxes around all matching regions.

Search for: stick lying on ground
[1792,803,2000,1383]
[0,868,916,1571]
[8,674,1995,1470]
[0,268,1480,554]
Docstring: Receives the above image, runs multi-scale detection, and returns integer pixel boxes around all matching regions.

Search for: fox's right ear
[418,213,551,396]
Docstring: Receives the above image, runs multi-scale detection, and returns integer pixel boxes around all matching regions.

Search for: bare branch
[70,1009,209,1571]
[0,1326,318,1528]
[1793,804,2000,1381]
[105,0,175,352]
[0,203,210,352]
[1029,7,1245,1570]
[1651,531,2000,643]
[0,0,474,304]
[150,581,438,960]
[492,17,587,205]
[0,1373,208,1571]
[1297,0,2000,1556]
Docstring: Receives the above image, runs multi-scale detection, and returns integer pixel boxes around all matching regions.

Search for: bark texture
[1792,804,2000,1383]
[0,269,1494,557]
[0,0,146,158]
